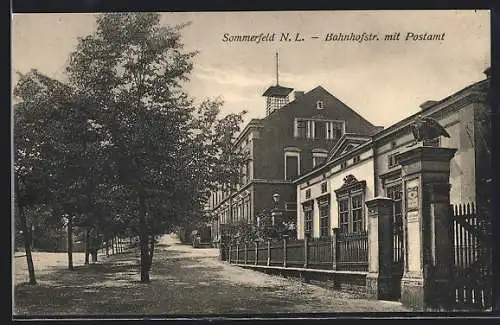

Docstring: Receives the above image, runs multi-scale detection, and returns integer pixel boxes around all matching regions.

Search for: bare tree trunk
[91,248,98,263]
[105,237,109,256]
[147,235,155,272]
[84,227,90,265]
[19,205,37,285]
[67,216,74,271]
[139,193,150,283]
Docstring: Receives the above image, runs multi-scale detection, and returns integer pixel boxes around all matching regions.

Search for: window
[338,194,364,234]
[391,141,397,149]
[386,183,403,225]
[296,120,307,138]
[388,152,400,168]
[339,198,349,234]
[244,197,251,224]
[351,195,363,233]
[305,188,311,199]
[245,161,251,183]
[313,156,326,167]
[321,182,327,193]
[334,127,342,139]
[285,150,300,180]
[316,100,324,110]
[326,121,344,140]
[335,176,366,234]
[353,155,361,164]
[314,121,326,139]
[313,152,327,168]
[319,199,330,238]
[285,202,297,211]
[296,119,344,140]
[340,161,347,169]
[303,203,313,235]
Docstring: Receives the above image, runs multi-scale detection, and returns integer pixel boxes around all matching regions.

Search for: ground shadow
[14,242,410,316]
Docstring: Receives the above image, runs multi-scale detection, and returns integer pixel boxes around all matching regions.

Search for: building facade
[295,71,491,241]
[209,83,382,242]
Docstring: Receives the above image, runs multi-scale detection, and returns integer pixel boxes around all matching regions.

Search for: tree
[66,13,199,282]
[13,69,108,271]
[13,69,76,283]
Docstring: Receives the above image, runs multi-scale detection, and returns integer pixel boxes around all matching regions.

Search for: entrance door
[387,183,404,300]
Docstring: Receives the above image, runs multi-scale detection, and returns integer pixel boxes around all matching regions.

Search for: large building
[293,69,490,300]
[208,80,382,242]
[294,69,490,241]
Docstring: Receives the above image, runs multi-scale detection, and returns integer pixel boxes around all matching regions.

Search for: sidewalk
[14,234,410,316]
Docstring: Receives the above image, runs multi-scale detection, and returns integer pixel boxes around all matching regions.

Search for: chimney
[419,100,438,110]
[293,91,305,100]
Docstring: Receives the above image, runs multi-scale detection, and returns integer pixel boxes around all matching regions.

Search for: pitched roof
[262,85,294,97]
[327,133,372,161]
[264,85,380,136]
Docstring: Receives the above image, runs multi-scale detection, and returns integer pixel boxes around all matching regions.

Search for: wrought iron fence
[450,203,492,310]
[227,229,368,272]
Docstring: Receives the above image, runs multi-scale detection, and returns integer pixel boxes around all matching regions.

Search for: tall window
[303,203,313,235]
[335,176,366,234]
[245,161,251,183]
[315,121,326,139]
[285,152,300,180]
[351,194,363,233]
[339,198,349,233]
[386,183,403,224]
[319,199,330,238]
[297,120,307,138]
[338,194,364,234]
[388,152,400,168]
[333,127,342,139]
[296,119,344,140]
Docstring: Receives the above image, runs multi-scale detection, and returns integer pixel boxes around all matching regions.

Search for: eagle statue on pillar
[407,114,450,147]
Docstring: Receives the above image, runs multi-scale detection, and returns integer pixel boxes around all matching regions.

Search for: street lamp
[271,193,281,226]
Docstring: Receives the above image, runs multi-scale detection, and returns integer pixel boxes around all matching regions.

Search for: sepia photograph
[12,10,492,317]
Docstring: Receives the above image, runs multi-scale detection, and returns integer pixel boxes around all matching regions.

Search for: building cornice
[234,119,265,146]
[212,178,294,212]
[294,141,374,184]
[372,82,488,144]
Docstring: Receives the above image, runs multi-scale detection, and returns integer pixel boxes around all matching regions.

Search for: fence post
[255,241,258,266]
[244,243,248,265]
[283,235,289,268]
[267,239,271,266]
[332,228,339,270]
[397,146,456,310]
[236,242,239,264]
[303,232,309,269]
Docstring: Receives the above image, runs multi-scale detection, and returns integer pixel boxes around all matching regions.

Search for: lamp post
[271,193,282,226]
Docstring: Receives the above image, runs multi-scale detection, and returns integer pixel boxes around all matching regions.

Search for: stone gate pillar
[365,197,395,300]
[396,146,456,310]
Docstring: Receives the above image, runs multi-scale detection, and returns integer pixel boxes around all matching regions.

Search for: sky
[12,10,490,128]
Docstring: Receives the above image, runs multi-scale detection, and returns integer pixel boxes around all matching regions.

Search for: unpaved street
[14,234,410,316]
